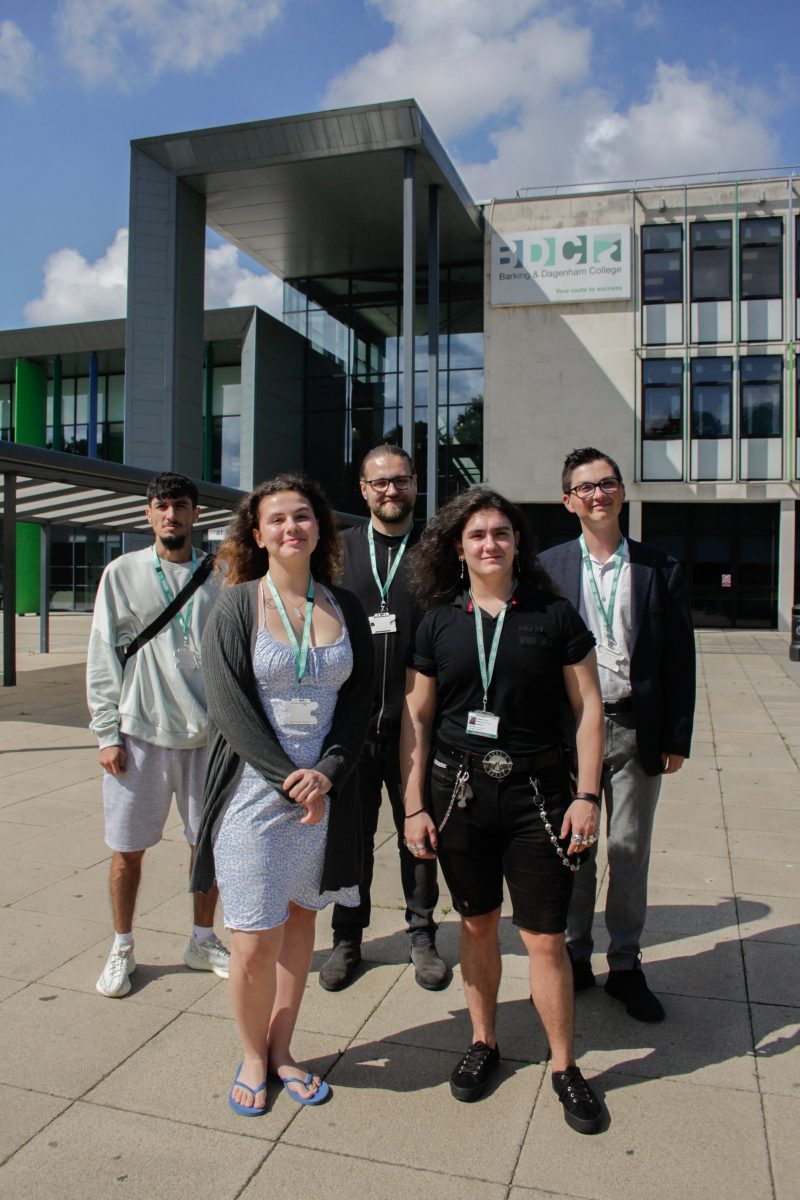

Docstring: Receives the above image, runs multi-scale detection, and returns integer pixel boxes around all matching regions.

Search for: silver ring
[586,834,598,845]
[571,834,585,844]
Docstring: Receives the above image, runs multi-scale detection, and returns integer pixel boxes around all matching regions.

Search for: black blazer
[538,537,696,777]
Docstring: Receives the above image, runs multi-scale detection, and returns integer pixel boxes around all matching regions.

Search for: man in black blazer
[538,448,695,1022]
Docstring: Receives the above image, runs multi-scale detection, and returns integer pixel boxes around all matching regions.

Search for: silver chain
[437,767,470,834]
[529,776,582,874]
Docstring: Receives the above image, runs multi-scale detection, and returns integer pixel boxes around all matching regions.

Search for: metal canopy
[133,100,483,278]
[0,441,242,533]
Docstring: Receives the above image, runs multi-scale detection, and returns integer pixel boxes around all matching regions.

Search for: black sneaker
[552,1066,603,1134]
[571,960,596,991]
[605,968,665,1023]
[449,1041,500,1102]
[319,940,361,991]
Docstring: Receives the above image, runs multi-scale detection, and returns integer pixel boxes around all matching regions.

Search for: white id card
[596,644,627,674]
[174,646,201,671]
[466,709,500,739]
[369,611,397,634]
[274,698,319,726]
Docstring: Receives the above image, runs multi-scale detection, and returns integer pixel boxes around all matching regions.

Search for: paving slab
[0,855,77,906]
[750,1004,800,1098]
[742,941,800,1007]
[284,1038,539,1185]
[0,907,108,982]
[763,1093,800,1200]
[0,1083,71,1166]
[513,1072,772,1200]
[0,983,176,1097]
[0,1102,270,1200]
[735,893,800,945]
[731,858,800,899]
[241,1143,509,1199]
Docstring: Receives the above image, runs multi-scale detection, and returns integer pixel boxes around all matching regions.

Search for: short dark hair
[359,443,414,479]
[561,448,623,494]
[146,472,199,508]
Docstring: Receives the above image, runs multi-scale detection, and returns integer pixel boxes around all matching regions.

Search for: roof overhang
[0,440,242,533]
[132,100,483,278]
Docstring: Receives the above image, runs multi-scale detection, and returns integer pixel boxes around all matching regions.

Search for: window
[741,356,782,437]
[691,358,732,438]
[642,359,682,439]
[740,218,782,300]
[0,382,12,440]
[642,225,683,303]
[690,222,731,301]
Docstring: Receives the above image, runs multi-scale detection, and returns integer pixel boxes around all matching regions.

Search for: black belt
[603,697,633,716]
[435,741,562,780]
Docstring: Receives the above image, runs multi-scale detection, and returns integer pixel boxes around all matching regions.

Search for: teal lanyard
[470,585,516,711]
[266,572,315,682]
[152,545,196,641]
[367,525,411,612]
[579,535,625,647]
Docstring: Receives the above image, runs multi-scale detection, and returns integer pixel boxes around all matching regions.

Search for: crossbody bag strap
[123,554,215,664]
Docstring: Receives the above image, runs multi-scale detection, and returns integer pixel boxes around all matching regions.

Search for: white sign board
[490,225,631,306]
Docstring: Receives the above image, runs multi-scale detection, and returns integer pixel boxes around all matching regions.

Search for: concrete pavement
[0,615,799,1199]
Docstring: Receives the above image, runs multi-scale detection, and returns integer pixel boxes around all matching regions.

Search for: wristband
[574,791,600,806]
[404,808,426,820]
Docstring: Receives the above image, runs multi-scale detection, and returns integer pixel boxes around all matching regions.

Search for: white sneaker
[96,944,136,997]
[183,933,230,978]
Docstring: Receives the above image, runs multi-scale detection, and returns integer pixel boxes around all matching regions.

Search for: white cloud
[55,0,283,88]
[23,230,284,325]
[204,243,284,317]
[23,229,129,325]
[324,0,781,199]
[0,20,39,100]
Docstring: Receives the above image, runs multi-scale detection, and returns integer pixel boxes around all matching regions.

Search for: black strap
[122,554,215,664]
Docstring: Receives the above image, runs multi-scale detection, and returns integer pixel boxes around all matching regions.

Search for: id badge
[466,709,500,739]
[174,646,201,671]
[596,643,626,674]
[369,611,397,634]
[274,697,319,726]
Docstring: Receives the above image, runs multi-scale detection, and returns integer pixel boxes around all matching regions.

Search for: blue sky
[1,0,797,330]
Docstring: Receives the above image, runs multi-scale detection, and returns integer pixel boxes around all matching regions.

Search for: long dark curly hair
[406,486,554,611]
[216,472,342,587]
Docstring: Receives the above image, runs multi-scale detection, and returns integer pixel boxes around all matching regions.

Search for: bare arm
[561,649,604,851]
[400,668,439,858]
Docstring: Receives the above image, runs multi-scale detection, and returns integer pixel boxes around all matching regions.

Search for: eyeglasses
[363,475,415,493]
[568,477,622,499]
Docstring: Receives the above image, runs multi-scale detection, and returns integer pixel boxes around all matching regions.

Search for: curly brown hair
[405,486,555,611]
[216,473,342,587]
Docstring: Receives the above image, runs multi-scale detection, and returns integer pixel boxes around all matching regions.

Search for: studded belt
[435,741,562,781]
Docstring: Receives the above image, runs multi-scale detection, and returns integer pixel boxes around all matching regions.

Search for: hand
[403,811,438,860]
[99,745,126,775]
[560,798,600,856]
[283,768,332,824]
[661,753,685,775]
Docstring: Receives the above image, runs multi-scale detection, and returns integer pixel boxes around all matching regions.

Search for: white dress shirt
[577,537,632,703]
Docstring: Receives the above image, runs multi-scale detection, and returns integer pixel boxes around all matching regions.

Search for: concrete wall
[239,308,306,488]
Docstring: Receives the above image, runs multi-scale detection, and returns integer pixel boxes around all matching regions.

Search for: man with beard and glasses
[87,473,228,998]
[319,445,447,991]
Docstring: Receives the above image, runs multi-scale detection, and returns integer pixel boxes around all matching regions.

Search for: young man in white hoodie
[87,472,228,997]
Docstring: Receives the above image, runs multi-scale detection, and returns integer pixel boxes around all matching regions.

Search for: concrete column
[627,499,643,541]
[125,147,206,476]
[426,185,440,520]
[777,499,796,632]
[239,308,305,488]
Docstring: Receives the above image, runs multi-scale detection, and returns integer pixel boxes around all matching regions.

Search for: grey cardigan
[190,578,374,894]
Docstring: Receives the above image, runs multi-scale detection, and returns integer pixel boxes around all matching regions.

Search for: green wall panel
[14,358,47,613]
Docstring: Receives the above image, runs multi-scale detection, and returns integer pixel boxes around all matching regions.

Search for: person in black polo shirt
[319,444,446,992]
[400,486,606,1134]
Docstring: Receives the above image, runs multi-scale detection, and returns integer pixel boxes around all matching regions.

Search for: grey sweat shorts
[103,734,207,853]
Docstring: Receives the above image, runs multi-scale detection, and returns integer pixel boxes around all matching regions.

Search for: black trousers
[331,738,439,943]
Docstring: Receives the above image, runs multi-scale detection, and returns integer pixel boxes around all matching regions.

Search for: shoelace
[456,1045,494,1077]
[105,948,131,983]
[202,935,229,956]
[556,1070,593,1104]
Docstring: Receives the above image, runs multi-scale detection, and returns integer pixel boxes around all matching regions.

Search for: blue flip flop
[278,1071,331,1106]
[228,1063,268,1116]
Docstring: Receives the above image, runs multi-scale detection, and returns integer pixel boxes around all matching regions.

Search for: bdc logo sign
[498,231,623,269]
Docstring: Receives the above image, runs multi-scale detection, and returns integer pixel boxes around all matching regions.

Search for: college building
[1,100,798,628]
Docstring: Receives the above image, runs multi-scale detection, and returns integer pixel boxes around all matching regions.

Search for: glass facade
[208,362,243,487]
[0,381,12,440]
[284,264,483,514]
[46,373,125,461]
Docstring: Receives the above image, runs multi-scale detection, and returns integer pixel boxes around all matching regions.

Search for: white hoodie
[86,546,219,750]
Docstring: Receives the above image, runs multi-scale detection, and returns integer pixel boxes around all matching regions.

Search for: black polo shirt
[412,584,595,754]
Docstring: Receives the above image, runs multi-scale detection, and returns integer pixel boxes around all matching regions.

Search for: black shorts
[427,744,579,934]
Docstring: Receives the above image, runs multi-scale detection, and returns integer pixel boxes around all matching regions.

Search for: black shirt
[412,584,595,754]
[341,521,422,740]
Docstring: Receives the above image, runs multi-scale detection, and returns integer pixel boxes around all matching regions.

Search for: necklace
[263,594,306,619]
